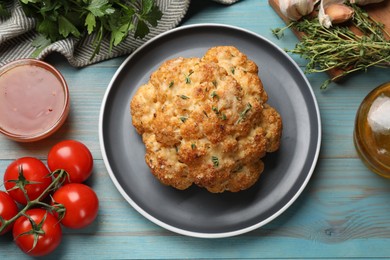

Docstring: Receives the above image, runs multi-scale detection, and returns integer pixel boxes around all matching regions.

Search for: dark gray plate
[99,24,321,238]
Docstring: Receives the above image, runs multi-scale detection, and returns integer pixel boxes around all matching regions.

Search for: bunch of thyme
[272,4,390,89]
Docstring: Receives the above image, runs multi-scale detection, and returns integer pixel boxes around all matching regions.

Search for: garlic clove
[325,3,354,24]
[319,0,352,28]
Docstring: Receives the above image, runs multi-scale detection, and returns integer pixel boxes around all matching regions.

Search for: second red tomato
[52,183,99,229]
[47,140,93,183]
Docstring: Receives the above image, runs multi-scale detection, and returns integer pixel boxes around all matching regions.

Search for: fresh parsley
[18,0,162,59]
[0,2,10,18]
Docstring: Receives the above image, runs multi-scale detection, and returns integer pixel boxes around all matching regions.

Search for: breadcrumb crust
[130,46,282,193]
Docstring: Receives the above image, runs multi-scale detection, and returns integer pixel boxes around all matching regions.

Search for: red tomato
[0,191,19,235]
[4,157,52,205]
[52,183,99,229]
[13,209,62,257]
[48,140,93,183]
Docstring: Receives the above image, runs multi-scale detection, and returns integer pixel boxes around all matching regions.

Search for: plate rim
[98,23,322,238]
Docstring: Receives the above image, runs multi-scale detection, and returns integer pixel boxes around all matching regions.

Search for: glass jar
[0,59,70,142]
[354,81,390,178]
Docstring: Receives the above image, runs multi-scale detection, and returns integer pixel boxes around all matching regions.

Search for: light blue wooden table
[2,0,390,259]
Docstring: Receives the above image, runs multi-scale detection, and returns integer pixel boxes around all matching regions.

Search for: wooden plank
[2,0,390,259]
[3,158,390,259]
[268,0,390,79]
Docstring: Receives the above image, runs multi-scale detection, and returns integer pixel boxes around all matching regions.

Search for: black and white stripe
[0,0,237,67]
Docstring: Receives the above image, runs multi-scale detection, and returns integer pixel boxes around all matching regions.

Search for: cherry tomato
[52,183,99,229]
[0,191,19,235]
[4,157,52,205]
[13,209,62,257]
[48,140,93,183]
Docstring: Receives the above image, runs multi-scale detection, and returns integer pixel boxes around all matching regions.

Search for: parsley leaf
[0,3,10,18]
[58,16,81,38]
[19,0,162,59]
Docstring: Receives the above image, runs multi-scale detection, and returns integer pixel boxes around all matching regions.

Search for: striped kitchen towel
[0,0,239,67]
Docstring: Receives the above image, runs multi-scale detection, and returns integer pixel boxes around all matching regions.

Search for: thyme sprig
[272,4,390,89]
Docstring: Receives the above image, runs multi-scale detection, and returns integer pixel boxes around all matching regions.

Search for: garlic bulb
[279,0,319,21]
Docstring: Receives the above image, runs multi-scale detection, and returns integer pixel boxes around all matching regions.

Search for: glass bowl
[354,81,390,178]
[0,59,70,142]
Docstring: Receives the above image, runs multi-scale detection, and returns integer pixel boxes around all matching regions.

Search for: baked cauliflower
[130,46,282,193]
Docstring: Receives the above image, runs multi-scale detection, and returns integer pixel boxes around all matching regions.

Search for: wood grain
[1,0,390,259]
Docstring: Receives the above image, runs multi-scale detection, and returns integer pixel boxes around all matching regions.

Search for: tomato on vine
[3,157,52,205]
[52,183,99,229]
[48,140,93,183]
[0,191,19,235]
[13,208,62,256]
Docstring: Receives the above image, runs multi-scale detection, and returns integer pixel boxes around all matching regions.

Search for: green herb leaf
[179,95,190,100]
[185,70,194,84]
[31,35,52,58]
[87,0,114,17]
[58,16,81,38]
[179,116,188,123]
[236,103,252,124]
[0,3,10,18]
[19,0,162,60]
[85,13,97,35]
[134,19,150,39]
[211,91,219,99]
[211,156,219,167]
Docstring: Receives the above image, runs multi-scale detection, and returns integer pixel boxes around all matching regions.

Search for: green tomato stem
[0,169,67,234]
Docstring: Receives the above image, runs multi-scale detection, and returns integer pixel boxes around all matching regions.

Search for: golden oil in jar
[354,82,390,178]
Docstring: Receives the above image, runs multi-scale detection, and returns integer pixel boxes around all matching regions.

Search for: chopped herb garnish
[211,156,219,167]
[231,67,235,74]
[179,116,188,123]
[212,80,218,88]
[191,143,196,149]
[212,106,219,115]
[236,103,252,124]
[179,95,190,100]
[168,81,174,88]
[211,91,219,99]
[185,70,194,84]
[203,111,209,118]
[212,106,227,120]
